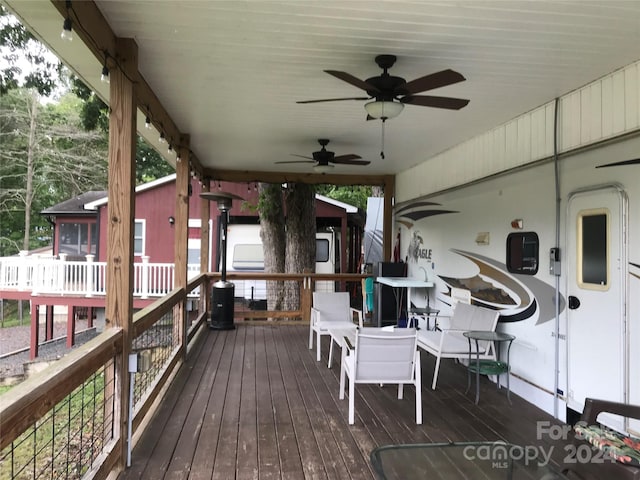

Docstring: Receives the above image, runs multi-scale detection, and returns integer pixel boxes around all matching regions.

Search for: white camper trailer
[394,66,640,433]
[225,224,338,306]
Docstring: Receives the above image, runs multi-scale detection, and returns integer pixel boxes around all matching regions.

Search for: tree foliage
[316,184,373,211]
[1,5,61,96]
[0,88,107,255]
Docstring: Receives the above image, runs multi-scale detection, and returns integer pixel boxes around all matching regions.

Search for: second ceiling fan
[297,54,469,120]
[276,139,369,173]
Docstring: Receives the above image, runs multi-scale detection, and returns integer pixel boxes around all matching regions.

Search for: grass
[0,385,12,396]
[0,371,108,480]
[0,300,29,328]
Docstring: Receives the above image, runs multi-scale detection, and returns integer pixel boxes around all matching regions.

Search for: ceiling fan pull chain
[380,119,385,159]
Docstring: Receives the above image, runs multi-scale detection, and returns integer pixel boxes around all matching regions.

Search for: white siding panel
[589,83,603,142]
[561,91,581,151]
[493,126,506,173]
[612,70,626,135]
[624,64,639,131]
[505,119,518,167]
[517,115,532,165]
[601,76,614,138]
[395,60,640,204]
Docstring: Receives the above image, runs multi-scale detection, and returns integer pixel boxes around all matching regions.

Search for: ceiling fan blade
[401,95,469,110]
[275,160,315,165]
[399,69,466,95]
[296,96,370,104]
[331,157,371,166]
[290,154,314,160]
[332,154,361,162]
[325,70,380,93]
[366,114,375,121]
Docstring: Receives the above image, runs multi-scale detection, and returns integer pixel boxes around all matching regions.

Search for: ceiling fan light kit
[313,164,334,173]
[364,100,404,120]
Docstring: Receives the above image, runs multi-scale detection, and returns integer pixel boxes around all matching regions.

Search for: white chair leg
[308,325,313,350]
[348,377,355,424]
[339,362,346,400]
[328,338,334,368]
[431,356,442,390]
[415,352,422,424]
[397,384,404,399]
[316,331,321,362]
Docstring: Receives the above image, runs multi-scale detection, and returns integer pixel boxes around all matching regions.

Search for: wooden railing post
[17,250,28,291]
[301,274,313,323]
[85,254,95,297]
[58,253,67,294]
[175,140,190,358]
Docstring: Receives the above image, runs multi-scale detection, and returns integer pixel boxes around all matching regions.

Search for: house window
[578,209,608,289]
[134,220,145,256]
[506,232,539,274]
[59,222,97,258]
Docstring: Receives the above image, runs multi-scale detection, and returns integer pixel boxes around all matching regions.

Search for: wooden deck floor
[120,325,570,480]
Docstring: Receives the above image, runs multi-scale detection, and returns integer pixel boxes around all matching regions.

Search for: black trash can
[210,281,235,330]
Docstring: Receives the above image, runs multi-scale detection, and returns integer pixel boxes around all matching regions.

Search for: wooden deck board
[120,325,569,480]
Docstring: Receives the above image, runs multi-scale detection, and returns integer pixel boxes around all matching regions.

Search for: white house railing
[0,251,201,298]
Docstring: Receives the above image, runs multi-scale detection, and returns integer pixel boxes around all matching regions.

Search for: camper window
[316,238,330,263]
[506,232,539,274]
[232,244,264,270]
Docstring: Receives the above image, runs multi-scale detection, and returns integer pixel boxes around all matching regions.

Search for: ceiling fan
[297,54,469,120]
[276,139,369,173]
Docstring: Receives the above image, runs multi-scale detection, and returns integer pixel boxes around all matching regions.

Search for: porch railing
[0,273,366,479]
[0,253,201,298]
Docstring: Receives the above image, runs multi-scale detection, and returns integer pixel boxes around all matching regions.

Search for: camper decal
[440,249,563,325]
[396,201,458,222]
[406,230,432,262]
[631,262,640,281]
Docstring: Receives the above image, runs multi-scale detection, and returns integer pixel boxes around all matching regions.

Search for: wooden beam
[200,179,211,319]
[206,168,391,187]
[175,140,190,357]
[105,37,138,473]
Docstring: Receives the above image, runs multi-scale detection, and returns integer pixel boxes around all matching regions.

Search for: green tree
[0,88,107,255]
[316,184,372,211]
[1,5,60,96]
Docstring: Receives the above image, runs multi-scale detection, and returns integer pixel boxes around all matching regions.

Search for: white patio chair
[417,302,500,390]
[339,327,422,425]
[309,291,363,365]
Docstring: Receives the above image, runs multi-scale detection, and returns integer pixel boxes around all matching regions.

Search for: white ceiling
[7,1,640,179]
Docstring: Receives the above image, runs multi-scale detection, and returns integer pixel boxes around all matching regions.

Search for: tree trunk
[258,183,286,311]
[284,183,316,310]
[23,90,38,251]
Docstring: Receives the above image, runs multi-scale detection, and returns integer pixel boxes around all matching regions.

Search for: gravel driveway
[0,319,94,380]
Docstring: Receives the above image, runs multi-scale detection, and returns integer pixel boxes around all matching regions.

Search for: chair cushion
[575,423,640,467]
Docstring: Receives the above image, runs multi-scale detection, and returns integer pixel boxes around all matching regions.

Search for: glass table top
[370,441,568,479]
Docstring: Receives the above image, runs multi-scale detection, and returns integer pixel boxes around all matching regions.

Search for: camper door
[566,185,628,430]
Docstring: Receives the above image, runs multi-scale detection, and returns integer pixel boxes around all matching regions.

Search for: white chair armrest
[311,307,320,326]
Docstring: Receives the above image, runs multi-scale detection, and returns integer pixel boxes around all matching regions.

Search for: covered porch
[120,324,569,479]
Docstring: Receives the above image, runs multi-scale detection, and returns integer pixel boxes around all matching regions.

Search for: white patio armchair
[309,291,363,365]
[417,301,500,390]
[339,327,422,425]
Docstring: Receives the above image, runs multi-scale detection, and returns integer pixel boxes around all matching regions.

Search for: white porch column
[85,254,95,297]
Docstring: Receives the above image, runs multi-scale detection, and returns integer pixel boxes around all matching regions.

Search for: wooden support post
[175,140,190,357]
[67,306,76,348]
[30,304,39,360]
[87,307,94,328]
[45,305,54,341]
[200,180,211,316]
[301,274,313,323]
[105,37,138,472]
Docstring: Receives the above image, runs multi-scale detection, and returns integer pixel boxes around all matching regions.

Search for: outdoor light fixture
[200,192,244,331]
[61,17,73,41]
[145,116,151,129]
[100,65,109,84]
[313,164,334,174]
[159,132,166,144]
[60,1,73,41]
[168,216,175,225]
[364,100,404,120]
